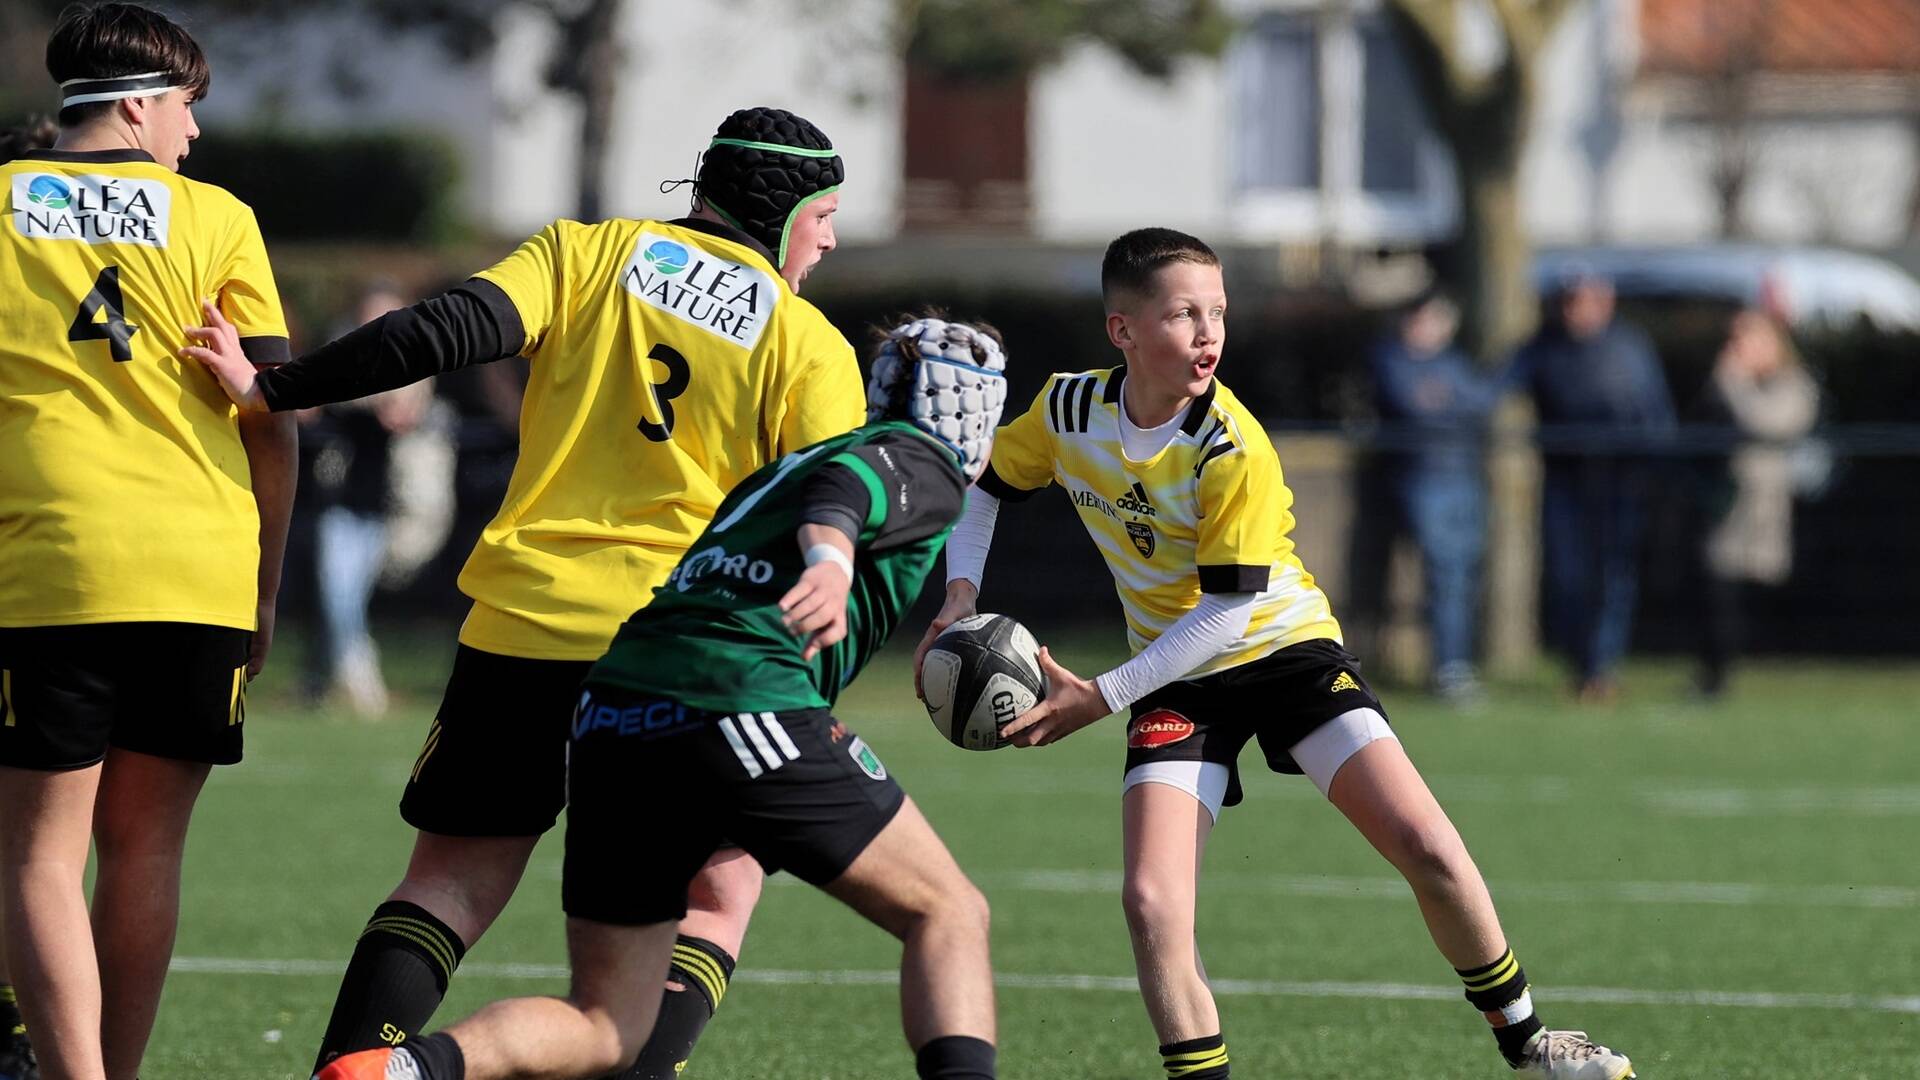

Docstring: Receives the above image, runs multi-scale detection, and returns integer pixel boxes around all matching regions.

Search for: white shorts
[1122,707,1397,821]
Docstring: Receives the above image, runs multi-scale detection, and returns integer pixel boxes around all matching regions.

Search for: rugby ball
[922,614,1046,751]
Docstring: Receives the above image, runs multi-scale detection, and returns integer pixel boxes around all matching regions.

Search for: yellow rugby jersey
[981,367,1341,677]
[460,217,864,659]
[0,149,288,630]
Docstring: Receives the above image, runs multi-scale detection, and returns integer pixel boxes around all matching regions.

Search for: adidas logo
[1330,671,1361,693]
[1115,481,1157,517]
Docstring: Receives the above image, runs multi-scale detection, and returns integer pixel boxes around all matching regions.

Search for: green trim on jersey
[587,422,963,713]
[832,452,889,537]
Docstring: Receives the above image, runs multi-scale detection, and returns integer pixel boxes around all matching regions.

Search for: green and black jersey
[587,421,968,712]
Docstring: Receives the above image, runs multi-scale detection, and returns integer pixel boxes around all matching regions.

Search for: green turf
[143,633,1918,1078]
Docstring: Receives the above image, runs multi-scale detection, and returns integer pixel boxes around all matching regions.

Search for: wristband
[804,543,854,580]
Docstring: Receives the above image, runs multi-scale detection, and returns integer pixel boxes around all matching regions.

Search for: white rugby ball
[922,613,1046,751]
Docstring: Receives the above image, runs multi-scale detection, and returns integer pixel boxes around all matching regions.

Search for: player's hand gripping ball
[921,614,1047,750]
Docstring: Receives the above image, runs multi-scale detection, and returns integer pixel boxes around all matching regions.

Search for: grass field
[141,629,1918,1078]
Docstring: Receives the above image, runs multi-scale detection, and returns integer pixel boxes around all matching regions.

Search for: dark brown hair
[0,116,59,164]
[867,307,1006,364]
[1101,227,1221,309]
[47,3,210,127]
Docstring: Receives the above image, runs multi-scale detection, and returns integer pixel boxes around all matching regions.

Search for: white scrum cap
[866,316,1009,476]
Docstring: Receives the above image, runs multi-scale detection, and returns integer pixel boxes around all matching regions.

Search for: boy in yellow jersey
[186,107,863,1078]
[916,229,1637,1080]
[0,6,299,1080]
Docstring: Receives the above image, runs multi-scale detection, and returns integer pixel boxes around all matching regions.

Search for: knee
[1121,875,1189,942]
[685,852,765,918]
[943,879,991,941]
[1383,818,1471,888]
[892,876,990,945]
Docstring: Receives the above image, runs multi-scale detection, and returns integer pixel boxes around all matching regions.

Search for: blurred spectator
[0,116,57,163]
[305,283,453,717]
[1514,274,1675,702]
[1369,290,1504,702]
[1691,309,1819,697]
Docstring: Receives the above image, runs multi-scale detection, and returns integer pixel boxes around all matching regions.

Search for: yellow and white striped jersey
[981,367,1340,677]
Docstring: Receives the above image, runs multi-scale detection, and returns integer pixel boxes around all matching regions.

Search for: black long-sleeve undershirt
[257,278,525,411]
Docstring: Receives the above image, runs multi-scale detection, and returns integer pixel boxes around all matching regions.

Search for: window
[1236,19,1321,192]
[1231,5,1454,243]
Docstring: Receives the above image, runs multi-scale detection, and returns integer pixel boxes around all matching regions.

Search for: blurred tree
[898,0,1234,81]
[1386,0,1578,361]
[888,0,1232,229]
[11,0,625,223]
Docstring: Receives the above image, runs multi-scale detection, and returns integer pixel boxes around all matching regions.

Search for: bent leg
[0,762,106,1080]
[617,848,764,1079]
[823,798,994,1052]
[445,918,681,1080]
[90,749,212,1080]
[1120,780,1219,1046]
[312,831,537,1069]
[1325,738,1505,967]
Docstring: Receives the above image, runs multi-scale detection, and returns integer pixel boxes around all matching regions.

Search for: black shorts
[563,684,906,926]
[399,644,594,837]
[0,623,250,771]
[1123,638,1387,808]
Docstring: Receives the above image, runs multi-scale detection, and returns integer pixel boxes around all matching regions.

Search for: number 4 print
[69,265,139,362]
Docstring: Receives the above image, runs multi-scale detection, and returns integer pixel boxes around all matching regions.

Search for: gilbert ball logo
[643,240,689,275]
[26,175,72,210]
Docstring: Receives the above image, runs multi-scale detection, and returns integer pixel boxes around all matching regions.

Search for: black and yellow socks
[1161,1034,1229,1079]
[0,982,25,1046]
[1458,947,1542,1066]
[313,900,468,1072]
[395,1031,465,1080]
[914,1035,996,1079]
[617,935,737,1079]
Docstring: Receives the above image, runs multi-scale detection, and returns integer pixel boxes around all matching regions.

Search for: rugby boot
[1513,1028,1634,1080]
[313,1046,420,1080]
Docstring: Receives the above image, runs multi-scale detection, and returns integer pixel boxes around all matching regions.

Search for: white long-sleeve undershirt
[944,487,1000,589]
[944,488,1257,714]
[1092,591,1256,711]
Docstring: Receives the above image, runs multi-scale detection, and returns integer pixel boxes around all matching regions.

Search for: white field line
[165,956,1920,1014]
[901,771,1920,818]
[751,868,1920,910]
[985,869,1920,910]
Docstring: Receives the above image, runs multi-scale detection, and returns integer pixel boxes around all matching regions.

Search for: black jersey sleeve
[801,432,967,553]
[258,278,525,411]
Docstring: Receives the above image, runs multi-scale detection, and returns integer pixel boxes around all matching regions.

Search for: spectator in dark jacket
[1513,274,1675,702]
[1370,291,1505,702]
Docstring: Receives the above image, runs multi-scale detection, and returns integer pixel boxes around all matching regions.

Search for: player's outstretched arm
[1000,646,1109,747]
[780,524,856,661]
[182,299,268,411]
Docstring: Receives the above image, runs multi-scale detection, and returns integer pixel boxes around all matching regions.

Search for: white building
[195,0,1920,254]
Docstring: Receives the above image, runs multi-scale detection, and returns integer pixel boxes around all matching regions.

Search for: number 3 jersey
[0,149,289,630]
[982,368,1341,678]
[589,422,968,713]
[460,218,865,660]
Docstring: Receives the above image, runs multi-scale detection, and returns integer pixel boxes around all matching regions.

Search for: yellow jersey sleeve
[773,315,863,455]
[213,203,288,348]
[1194,424,1283,593]
[472,221,566,354]
[979,377,1059,498]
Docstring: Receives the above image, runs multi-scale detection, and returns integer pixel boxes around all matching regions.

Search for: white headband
[60,72,183,108]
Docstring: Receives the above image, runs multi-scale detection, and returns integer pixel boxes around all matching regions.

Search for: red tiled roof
[1641,0,1920,74]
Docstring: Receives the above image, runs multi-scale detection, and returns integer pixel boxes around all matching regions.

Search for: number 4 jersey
[0,148,289,630]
